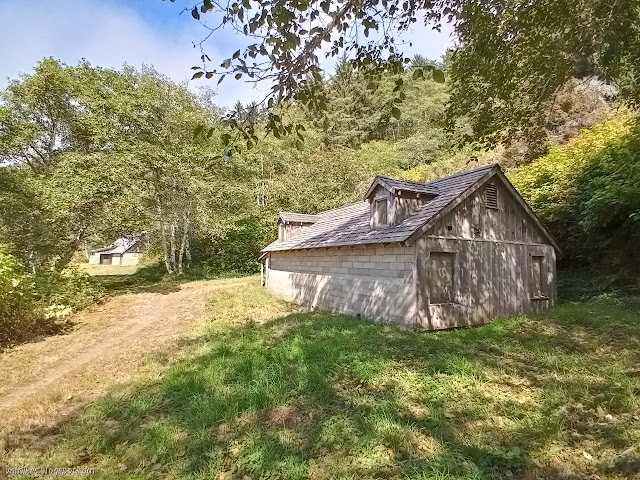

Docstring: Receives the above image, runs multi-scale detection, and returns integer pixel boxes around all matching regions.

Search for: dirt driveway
[0,277,254,439]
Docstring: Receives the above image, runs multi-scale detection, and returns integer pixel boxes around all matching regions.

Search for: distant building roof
[262,164,499,252]
[91,237,139,255]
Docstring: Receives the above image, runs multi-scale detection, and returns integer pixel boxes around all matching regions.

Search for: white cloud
[0,0,453,107]
[0,0,268,106]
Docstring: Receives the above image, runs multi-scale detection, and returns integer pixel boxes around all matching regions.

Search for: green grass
[80,261,255,296]
[6,285,640,479]
[78,262,168,294]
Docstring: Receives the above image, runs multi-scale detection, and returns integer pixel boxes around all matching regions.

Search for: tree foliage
[511,110,640,272]
[446,0,638,145]
[180,0,640,147]
[0,60,249,275]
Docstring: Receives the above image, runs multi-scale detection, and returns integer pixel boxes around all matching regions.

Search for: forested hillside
[0,56,638,343]
[511,109,640,274]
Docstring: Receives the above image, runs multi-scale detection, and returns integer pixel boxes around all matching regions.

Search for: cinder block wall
[267,245,416,327]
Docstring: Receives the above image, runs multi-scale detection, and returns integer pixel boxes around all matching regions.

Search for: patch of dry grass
[0,278,256,462]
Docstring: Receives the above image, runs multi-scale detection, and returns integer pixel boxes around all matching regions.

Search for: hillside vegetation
[511,110,640,274]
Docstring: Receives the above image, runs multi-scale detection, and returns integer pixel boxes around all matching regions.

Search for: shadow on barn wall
[266,238,555,330]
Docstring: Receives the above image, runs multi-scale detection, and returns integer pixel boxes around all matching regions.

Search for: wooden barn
[89,237,144,266]
[260,164,559,330]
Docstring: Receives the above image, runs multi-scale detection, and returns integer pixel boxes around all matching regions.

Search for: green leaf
[391,106,401,119]
[191,7,200,20]
[433,69,445,83]
[191,71,204,79]
[412,68,424,80]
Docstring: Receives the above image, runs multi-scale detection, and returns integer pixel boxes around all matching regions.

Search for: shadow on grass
[90,263,172,295]
[92,263,255,297]
[0,317,75,352]
[10,290,640,480]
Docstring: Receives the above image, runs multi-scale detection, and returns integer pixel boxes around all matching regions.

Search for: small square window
[430,252,455,304]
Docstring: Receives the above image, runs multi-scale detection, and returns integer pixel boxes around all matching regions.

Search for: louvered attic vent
[485,184,498,209]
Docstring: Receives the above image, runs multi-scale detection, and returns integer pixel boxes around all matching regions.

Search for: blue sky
[0,0,454,108]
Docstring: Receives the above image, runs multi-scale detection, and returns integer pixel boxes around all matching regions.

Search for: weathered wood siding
[417,174,557,329]
[266,245,416,327]
[368,185,395,228]
[279,222,315,241]
[368,185,431,227]
[395,194,432,224]
[429,176,548,244]
[416,237,556,329]
[284,223,308,239]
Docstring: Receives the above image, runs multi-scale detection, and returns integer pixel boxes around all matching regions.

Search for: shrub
[191,216,272,276]
[0,250,41,345]
[0,249,104,347]
[33,266,104,311]
[510,109,640,274]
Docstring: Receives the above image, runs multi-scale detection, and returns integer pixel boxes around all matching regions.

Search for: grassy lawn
[78,262,250,296]
[80,264,142,277]
[4,285,640,479]
[77,262,168,294]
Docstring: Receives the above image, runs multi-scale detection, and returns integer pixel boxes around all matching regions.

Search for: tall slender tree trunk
[170,221,177,273]
[156,201,173,274]
[54,228,86,272]
[159,220,173,274]
[177,214,190,275]
[185,237,191,265]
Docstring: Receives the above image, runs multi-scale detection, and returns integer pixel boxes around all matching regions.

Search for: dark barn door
[100,254,112,265]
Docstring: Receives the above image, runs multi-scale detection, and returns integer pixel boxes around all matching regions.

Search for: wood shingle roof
[262,164,498,252]
[278,212,321,224]
[364,176,440,198]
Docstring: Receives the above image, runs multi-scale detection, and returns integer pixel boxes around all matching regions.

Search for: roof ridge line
[376,164,497,190]
[279,211,320,215]
[316,200,367,217]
